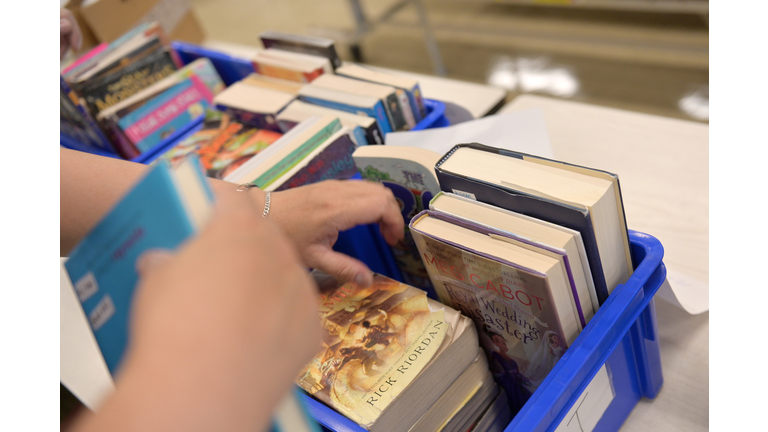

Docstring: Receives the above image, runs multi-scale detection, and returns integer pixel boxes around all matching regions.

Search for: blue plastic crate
[301,230,666,432]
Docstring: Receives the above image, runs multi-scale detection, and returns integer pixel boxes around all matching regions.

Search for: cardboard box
[73,0,204,47]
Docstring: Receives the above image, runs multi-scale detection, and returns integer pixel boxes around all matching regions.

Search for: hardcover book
[430,191,599,321]
[157,108,283,180]
[299,272,483,432]
[409,210,583,416]
[435,142,633,304]
[352,146,443,295]
[259,30,342,70]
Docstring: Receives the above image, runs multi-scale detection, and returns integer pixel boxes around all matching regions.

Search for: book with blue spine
[63,155,319,432]
[297,85,393,137]
[117,76,213,153]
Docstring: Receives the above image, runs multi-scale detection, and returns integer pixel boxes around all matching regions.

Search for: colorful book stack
[302,271,511,432]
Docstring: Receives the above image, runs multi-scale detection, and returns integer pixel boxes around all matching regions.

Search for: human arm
[70,185,321,432]
[60,148,404,285]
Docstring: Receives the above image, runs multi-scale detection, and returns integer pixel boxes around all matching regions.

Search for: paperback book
[157,108,283,179]
[353,145,443,295]
[299,272,484,432]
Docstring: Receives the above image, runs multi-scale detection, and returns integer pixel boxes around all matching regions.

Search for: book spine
[255,119,342,188]
[383,92,406,132]
[412,84,427,119]
[273,134,358,191]
[363,121,383,145]
[350,125,369,146]
[396,89,416,130]
[297,94,392,137]
[405,87,423,123]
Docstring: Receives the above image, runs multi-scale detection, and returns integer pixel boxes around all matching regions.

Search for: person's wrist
[236,184,270,218]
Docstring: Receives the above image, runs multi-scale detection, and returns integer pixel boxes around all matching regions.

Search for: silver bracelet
[261,191,271,218]
[236,183,271,218]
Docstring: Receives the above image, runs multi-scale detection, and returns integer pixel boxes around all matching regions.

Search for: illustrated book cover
[157,108,284,180]
[352,146,443,295]
[299,272,483,432]
[409,210,583,416]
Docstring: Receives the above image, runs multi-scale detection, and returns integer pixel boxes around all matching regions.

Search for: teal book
[63,155,320,432]
[64,156,215,374]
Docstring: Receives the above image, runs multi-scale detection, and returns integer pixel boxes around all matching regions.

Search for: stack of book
[302,271,511,432]
[352,142,634,419]
[60,22,228,160]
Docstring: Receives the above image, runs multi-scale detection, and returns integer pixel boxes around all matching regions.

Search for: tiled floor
[190,0,709,122]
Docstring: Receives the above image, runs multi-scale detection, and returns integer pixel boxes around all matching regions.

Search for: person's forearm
[60,148,264,256]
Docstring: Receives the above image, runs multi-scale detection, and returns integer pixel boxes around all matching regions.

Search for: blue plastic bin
[302,230,666,432]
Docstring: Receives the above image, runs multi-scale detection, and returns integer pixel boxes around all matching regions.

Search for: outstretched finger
[306,245,374,287]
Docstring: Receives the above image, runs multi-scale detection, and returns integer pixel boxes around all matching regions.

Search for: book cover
[75,47,180,114]
[434,143,612,305]
[383,92,407,132]
[60,76,117,155]
[117,75,213,152]
[296,273,448,428]
[430,191,599,318]
[260,31,342,70]
[64,156,215,374]
[271,132,358,191]
[410,210,578,416]
[157,108,283,179]
[353,147,442,295]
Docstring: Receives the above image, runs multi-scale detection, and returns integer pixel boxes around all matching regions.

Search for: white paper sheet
[385,109,554,159]
[657,271,709,315]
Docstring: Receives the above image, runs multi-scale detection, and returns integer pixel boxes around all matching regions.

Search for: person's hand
[268,179,404,287]
[74,188,321,432]
[61,8,82,60]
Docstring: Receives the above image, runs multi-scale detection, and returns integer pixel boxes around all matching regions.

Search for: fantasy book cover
[158,109,283,179]
[297,273,448,428]
[355,155,441,295]
[409,215,571,417]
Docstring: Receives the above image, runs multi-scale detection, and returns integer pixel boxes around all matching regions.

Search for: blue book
[297,85,393,137]
[64,156,215,373]
[64,155,319,431]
